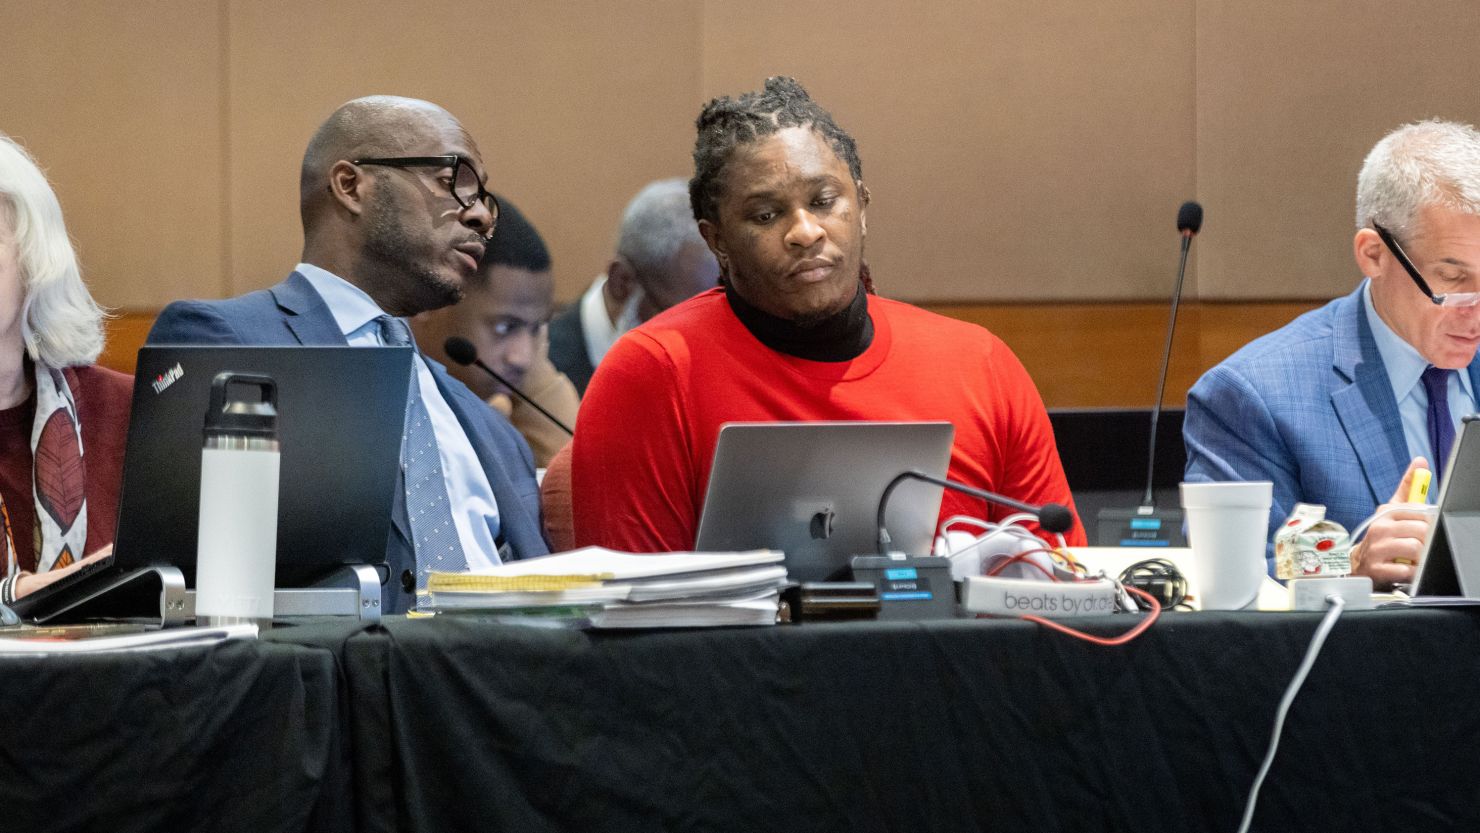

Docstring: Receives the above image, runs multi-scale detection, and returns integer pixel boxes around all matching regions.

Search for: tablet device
[1413,415,1480,597]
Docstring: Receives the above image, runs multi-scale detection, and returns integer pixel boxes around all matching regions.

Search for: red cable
[983,548,1098,582]
[984,550,1061,581]
[974,544,1161,645]
[1019,584,1162,646]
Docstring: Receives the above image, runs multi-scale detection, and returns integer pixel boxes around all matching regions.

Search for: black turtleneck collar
[724,281,874,362]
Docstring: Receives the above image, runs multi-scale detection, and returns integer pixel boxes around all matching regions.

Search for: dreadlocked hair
[689,76,864,225]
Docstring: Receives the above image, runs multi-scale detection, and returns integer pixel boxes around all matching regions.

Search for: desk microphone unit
[1096,201,1202,547]
[860,470,1076,620]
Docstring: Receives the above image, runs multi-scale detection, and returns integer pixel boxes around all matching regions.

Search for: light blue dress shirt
[296,263,504,568]
[1362,279,1477,488]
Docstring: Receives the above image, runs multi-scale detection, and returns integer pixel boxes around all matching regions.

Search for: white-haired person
[0,134,131,605]
[1185,119,1480,590]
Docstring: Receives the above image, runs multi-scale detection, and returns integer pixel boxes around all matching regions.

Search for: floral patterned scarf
[0,364,87,584]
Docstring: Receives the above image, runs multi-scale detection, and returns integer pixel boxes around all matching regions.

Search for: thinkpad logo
[151,362,184,394]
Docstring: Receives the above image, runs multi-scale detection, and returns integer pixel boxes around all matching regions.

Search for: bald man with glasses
[1185,119,1480,590]
[147,96,549,613]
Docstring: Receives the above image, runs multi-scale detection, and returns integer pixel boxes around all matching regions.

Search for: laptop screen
[117,346,411,586]
[694,421,954,582]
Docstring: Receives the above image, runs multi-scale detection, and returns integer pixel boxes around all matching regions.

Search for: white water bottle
[194,373,281,625]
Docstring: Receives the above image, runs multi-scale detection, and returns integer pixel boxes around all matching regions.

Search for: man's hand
[13,546,112,599]
[1351,458,1433,590]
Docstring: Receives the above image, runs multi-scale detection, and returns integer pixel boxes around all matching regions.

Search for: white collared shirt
[1362,279,1477,476]
[297,263,503,569]
[579,274,622,370]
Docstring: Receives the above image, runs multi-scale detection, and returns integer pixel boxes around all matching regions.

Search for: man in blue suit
[148,96,548,613]
[1186,120,1480,590]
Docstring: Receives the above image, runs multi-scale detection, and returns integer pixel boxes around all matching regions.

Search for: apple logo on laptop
[810,508,835,540]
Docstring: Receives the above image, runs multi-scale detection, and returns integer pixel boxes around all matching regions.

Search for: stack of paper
[0,623,258,654]
[424,548,787,628]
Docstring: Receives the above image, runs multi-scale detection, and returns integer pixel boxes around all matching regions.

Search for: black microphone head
[1037,503,1075,535]
[1177,201,1203,235]
[443,336,478,366]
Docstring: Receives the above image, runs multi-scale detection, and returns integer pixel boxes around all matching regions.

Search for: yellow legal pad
[425,572,615,593]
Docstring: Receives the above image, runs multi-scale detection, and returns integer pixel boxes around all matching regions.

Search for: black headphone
[1118,558,1189,610]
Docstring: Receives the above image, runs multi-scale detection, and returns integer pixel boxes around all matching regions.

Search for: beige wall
[4,0,1480,310]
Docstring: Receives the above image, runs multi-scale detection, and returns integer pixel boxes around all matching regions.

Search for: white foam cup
[1179,481,1273,610]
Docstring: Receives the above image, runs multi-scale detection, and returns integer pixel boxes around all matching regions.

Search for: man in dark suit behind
[148,95,548,613]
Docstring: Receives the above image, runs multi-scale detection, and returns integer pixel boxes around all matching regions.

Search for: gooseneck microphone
[1144,201,1203,507]
[1093,202,1202,547]
[443,336,575,436]
[875,469,1075,556]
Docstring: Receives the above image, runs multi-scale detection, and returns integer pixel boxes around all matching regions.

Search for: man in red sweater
[571,77,1082,552]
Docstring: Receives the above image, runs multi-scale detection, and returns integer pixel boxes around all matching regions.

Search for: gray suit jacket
[147,271,549,613]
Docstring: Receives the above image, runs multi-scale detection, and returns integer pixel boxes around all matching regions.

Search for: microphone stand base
[1095,505,1187,548]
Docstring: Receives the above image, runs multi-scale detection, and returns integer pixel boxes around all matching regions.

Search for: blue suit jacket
[1184,283,1480,574]
[146,271,550,613]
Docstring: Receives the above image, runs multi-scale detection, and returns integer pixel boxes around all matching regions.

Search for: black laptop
[10,346,412,622]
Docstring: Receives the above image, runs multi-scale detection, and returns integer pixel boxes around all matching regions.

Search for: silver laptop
[1414,415,1480,597]
[694,422,954,582]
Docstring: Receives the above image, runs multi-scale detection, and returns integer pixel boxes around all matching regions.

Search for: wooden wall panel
[700,1,1198,304]
[1194,0,1480,300]
[6,1,1480,312]
[98,300,1321,409]
[933,300,1317,408]
[0,0,226,308]
[225,0,703,301]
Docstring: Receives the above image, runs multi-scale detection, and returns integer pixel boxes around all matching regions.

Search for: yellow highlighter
[1392,469,1433,568]
[1408,468,1432,505]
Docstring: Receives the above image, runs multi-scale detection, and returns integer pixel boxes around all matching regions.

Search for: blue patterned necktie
[377,315,469,585]
[1421,366,1456,483]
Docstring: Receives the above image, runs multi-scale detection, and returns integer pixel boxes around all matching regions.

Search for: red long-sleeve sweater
[571,289,1083,552]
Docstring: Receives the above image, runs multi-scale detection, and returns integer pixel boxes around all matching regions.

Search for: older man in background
[548,178,719,394]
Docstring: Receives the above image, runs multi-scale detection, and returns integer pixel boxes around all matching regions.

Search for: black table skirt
[0,638,347,833]
[279,608,1480,833]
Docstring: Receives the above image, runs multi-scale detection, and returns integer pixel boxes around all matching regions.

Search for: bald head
[295,95,495,317]
[299,95,473,231]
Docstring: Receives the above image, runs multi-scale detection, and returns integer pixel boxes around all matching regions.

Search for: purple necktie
[1421,366,1456,482]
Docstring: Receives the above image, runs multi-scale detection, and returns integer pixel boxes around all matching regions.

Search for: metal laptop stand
[29,566,190,626]
[30,564,382,626]
[260,564,383,620]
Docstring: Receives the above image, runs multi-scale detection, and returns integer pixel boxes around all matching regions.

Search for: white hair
[615,178,708,290]
[0,135,105,367]
[1355,119,1480,238]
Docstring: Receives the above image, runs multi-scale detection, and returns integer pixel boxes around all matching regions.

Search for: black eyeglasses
[352,155,500,221]
[1372,219,1480,308]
